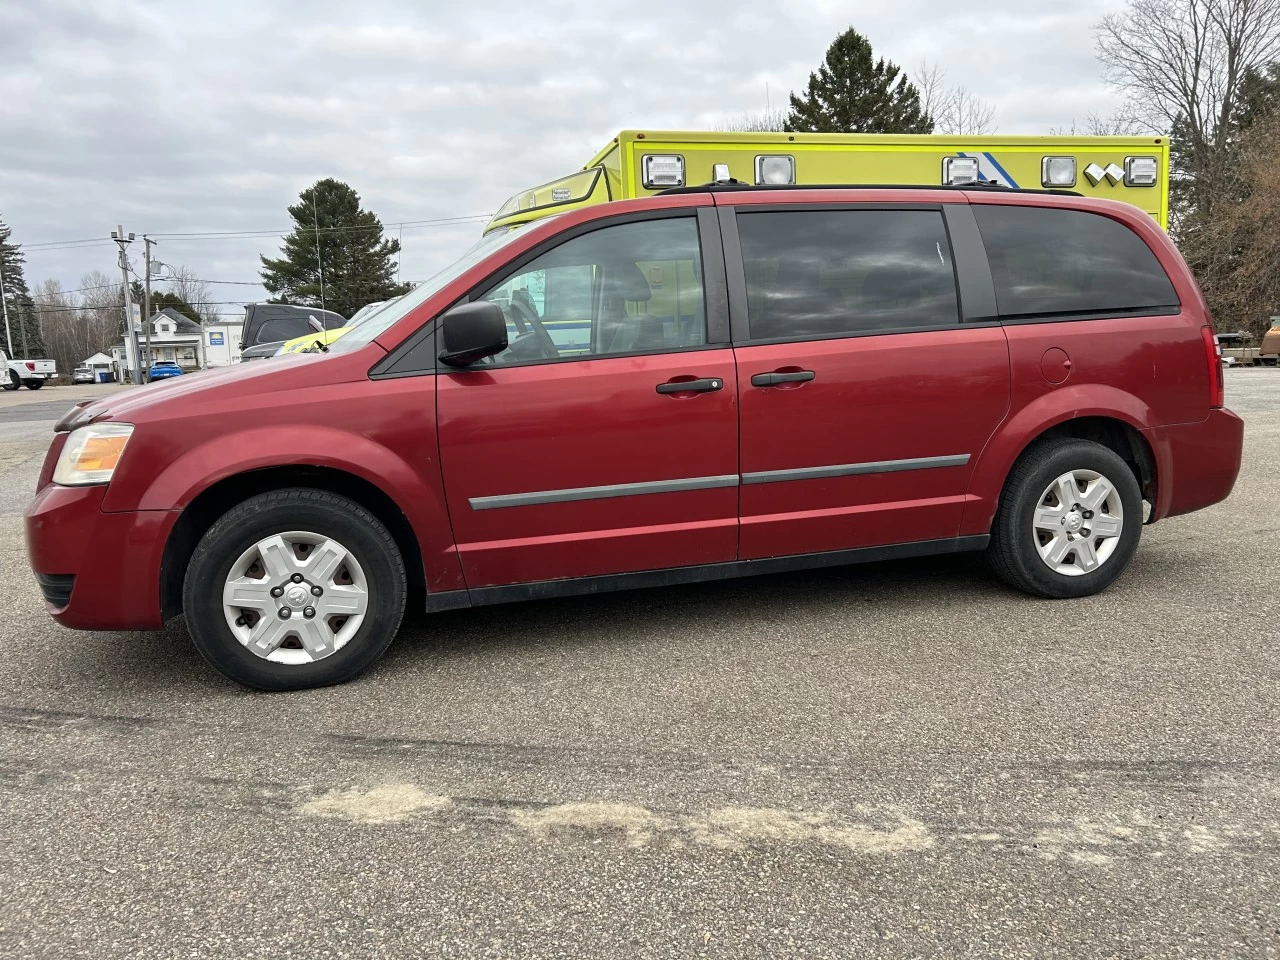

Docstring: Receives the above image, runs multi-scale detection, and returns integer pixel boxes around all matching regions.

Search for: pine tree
[260,179,412,320]
[786,29,933,135]
[0,214,49,359]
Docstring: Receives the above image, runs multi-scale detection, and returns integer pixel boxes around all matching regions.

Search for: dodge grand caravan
[26,185,1243,690]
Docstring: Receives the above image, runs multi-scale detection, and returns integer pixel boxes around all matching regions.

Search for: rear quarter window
[974,205,1179,318]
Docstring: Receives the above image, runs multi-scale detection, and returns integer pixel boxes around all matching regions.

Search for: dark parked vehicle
[27,184,1242,691]
[239,304,346,361]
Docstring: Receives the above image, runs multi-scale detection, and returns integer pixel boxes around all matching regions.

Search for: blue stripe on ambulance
[957,152,1020,189]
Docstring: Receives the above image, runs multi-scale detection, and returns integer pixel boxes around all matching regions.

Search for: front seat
[598,262,653,354]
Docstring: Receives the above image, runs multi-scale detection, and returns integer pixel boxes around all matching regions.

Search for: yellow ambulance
[486,130,1171,235]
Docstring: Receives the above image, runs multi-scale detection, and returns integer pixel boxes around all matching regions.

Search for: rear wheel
[3,371,18,391]
[988,438,1142,598]
[23,379,43,390]
[183,488,406,690]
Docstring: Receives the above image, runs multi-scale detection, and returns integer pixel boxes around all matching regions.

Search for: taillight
[24,361,35,372]
[1201,325,1224,408]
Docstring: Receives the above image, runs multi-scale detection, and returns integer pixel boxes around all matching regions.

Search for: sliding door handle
[750,370,815,387]
[656,377,723,395]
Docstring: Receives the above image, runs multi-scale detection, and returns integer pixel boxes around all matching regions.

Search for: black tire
[987,438,1143,599]
[3,371,18,391]
[183,488,406,690]
[23,379,43,390]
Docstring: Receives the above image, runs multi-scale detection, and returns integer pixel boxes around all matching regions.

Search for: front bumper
[25,484,173,630]
[1150,408,1245,521]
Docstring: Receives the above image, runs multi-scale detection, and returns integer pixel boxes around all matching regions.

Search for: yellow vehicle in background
[276,299,398,355]
[487,130,1171,234]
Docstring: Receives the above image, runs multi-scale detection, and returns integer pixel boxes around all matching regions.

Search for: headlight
[53,423,134,486]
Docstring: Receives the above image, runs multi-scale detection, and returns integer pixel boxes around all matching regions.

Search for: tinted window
[252,309,346,344]
[477,218,706,365]
[974,205,1179,317]
[737,210,960,340]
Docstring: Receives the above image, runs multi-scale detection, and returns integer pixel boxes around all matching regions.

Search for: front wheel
[183,489,407,690]
[3,371,18,391]
[23,379,43,390]
[988,438,1143,599]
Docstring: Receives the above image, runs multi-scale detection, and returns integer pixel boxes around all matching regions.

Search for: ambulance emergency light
[942,156,980,185]
[642,155,684,188]
[1125,156,1158,186]
[1041,157,1077,187]
[754,155,796,185]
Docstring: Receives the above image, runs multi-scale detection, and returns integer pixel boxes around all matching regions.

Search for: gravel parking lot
[2,372,1277,959]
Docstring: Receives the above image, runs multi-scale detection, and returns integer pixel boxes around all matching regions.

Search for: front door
[725,204,1011,559]
[437,211,739,589]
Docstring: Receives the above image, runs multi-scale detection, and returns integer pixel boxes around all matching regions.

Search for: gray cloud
[1,0,1129,315]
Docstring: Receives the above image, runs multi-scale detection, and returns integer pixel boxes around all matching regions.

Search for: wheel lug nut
[278,608,291,619]
[303,606,316,619]
[310,585,323,597]
[235,616,246,627]
[291,573,304,583]
[270,586,284,598]
[1083,510,1094,519]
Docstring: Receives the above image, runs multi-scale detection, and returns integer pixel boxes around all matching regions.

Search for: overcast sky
[1,0,1128,318]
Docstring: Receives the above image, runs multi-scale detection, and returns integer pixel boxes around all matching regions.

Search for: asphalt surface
[2,373,1278,959]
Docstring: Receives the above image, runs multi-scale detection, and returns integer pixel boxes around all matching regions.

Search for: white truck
[0,349,56,390]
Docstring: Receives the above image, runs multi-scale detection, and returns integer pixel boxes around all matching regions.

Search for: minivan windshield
[327,223,543,353]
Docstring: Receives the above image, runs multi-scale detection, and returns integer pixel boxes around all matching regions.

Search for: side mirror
[307,316,324,333]
[438,301,508,367]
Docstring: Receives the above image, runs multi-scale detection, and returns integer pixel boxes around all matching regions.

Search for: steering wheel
[509,296,559,360]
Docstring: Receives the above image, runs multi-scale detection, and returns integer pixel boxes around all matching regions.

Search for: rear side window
[736,210,960,341]
[974,205,1179,318]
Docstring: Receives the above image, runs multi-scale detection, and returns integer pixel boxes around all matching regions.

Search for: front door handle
[656,377,724,395]
[750,370,815,387]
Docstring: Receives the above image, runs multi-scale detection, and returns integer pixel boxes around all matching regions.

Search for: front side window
[736,210,960,341]
[974,205,1179,318]
[476,217,707,366]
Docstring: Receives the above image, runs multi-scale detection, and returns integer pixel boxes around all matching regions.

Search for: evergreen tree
[128,280,201,323]
[0,214,48,359]
[260,179,411,320]
[786,28,932,135]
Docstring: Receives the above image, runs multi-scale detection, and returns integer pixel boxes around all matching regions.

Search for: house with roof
[109,307,243,381]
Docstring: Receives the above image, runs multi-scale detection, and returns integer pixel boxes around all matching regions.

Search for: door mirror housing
[438,301,508,367]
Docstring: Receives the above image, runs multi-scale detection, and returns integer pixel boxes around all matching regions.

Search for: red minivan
[25,185,1243,690]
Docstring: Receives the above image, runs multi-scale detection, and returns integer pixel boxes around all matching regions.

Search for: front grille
[35,573,74,608]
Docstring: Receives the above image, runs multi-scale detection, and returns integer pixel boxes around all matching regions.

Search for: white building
[111,308,244,381]
[79,352,115,383]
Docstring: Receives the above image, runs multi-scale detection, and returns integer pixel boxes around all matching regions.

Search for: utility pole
[0,256,12,357]
[111,226,142,384]
[142,236,155,381]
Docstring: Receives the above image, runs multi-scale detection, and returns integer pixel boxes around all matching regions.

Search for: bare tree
[31,273,123,377]
[1049,113,1151,135]
[915,60,950,128]
[1195,111,1280,333]
[165,265,218,324]
[1096,0,1280,206]
[916,60,998,134]
[714,109,789,133]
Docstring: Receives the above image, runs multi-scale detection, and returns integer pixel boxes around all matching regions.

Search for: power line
[19,215,491,252]
[148,214,490,239]
[23,239,116,252]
